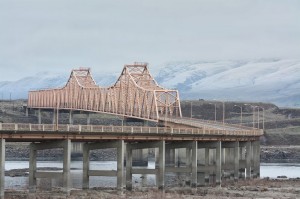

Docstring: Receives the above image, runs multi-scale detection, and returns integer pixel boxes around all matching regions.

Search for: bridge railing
[0,123,262,136]
[162,116,257,131]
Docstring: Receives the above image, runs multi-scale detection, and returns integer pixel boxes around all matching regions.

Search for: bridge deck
[0,123,262,142]
[162,117,255,131]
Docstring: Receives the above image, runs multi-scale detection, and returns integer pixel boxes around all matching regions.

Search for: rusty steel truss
[28,62,182,121]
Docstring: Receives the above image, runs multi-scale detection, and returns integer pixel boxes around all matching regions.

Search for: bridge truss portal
[28,63,182,121]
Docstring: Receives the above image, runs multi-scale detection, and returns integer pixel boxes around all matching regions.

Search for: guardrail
[0,123,263,137]
[162,117,257,131]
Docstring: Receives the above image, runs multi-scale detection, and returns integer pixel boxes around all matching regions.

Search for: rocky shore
[5,143,117,161]
[4,178,300,199]
[261,146,300,163]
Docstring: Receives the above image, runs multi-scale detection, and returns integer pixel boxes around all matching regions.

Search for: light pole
[257,107,260,129]
[244,104,258,129]
[257,106,265,130]
[222,101,225,124]
[234,105,243,125]
[209,103,217,122]
[262,107,265,130]
[190,101,193,118]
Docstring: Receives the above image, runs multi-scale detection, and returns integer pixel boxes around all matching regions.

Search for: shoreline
[3,178,300,199]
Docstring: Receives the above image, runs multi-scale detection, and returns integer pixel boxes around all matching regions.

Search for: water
[4,161,161,190]
[260,163,300,178]
[4,161,300,190]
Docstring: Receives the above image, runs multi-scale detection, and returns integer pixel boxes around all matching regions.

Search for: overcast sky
[0,0,299,81]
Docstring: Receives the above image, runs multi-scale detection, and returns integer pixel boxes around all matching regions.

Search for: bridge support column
[185,148,191,184]
[253,140,260,178]
[83,140,124,191]
[37,109,41,124]
[158,140,165,190]
[216,141,222,186]
[69,110,73,125]
[221,142,239,182]
[87,113,91,125]
[238,142,246,179]
[82,143,90,190]
[25,108,29,117]
[126,143,132,191]
[126,141,165,190]
[29,143,37,192]
[29,140,71,194]
[191,141,198,188]
[246,141,252,179]
[234,142,240,181]
[117,140,125,191]
[165,141,199,188]
[52,109,57,124]
[198,142,222,186]
[204,148,210,185]
[63,140,71,194]
[0,139,5,199]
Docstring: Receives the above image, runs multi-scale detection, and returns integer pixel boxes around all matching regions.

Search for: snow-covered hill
[0,59,299,107]
[157,59,300,107]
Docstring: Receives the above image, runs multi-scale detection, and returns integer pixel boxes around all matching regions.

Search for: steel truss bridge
[0,63,264,197]
[27,62,262,134]
[28,62,181,122]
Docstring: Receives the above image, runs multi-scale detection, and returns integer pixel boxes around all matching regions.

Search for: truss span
[28,62,182,121]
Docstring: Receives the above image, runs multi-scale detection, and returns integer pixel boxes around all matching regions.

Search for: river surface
[4,161,300,190]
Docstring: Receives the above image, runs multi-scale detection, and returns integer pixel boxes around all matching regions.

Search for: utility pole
[190,101,193,118]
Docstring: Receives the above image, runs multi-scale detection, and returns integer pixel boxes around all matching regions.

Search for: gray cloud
[0,0,299,80]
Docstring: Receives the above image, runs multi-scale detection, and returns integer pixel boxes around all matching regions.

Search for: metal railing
[162,116,257,131]
[0,123,263,137]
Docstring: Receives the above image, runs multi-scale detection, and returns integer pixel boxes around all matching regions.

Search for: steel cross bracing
[27,63,182,121]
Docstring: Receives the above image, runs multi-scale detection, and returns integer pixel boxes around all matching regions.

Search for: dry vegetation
[4,178,300,199]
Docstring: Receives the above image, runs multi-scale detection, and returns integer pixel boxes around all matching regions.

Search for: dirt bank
[4,178,300,199]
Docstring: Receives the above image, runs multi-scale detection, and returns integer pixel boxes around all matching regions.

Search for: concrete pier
[234,142,240,181]
[158,141,165,190]
[126,143,133,191]
[52,109,57,124]
[37,109,41,124]
[69,110,73,125]
[0,139,5,199]
[29,140,71,194]
[87,113,91,125]
[191,141,198,188]
[215,141,222,186]
[83,140,124,191]
[253,141,260,178]
[126,141,166,190]
[246,141,252,179]
[0,126,261,195]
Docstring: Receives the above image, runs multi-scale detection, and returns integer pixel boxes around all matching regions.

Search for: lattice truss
[28,63,182,121]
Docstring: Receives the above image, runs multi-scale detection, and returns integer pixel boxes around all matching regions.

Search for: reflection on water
[4,161,300,190]
[5,161,180,190]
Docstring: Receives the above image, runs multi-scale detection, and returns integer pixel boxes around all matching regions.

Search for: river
[4,161,300,190]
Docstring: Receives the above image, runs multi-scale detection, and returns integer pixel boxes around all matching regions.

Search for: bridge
[0,63,263,198]
[28,62,181,122]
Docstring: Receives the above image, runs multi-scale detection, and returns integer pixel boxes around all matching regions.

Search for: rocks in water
[277,175,288,179]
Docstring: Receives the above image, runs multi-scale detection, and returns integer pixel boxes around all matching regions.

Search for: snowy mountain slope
[0,72,118,99]
[0,59,299,107]
[156,59,300,107]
